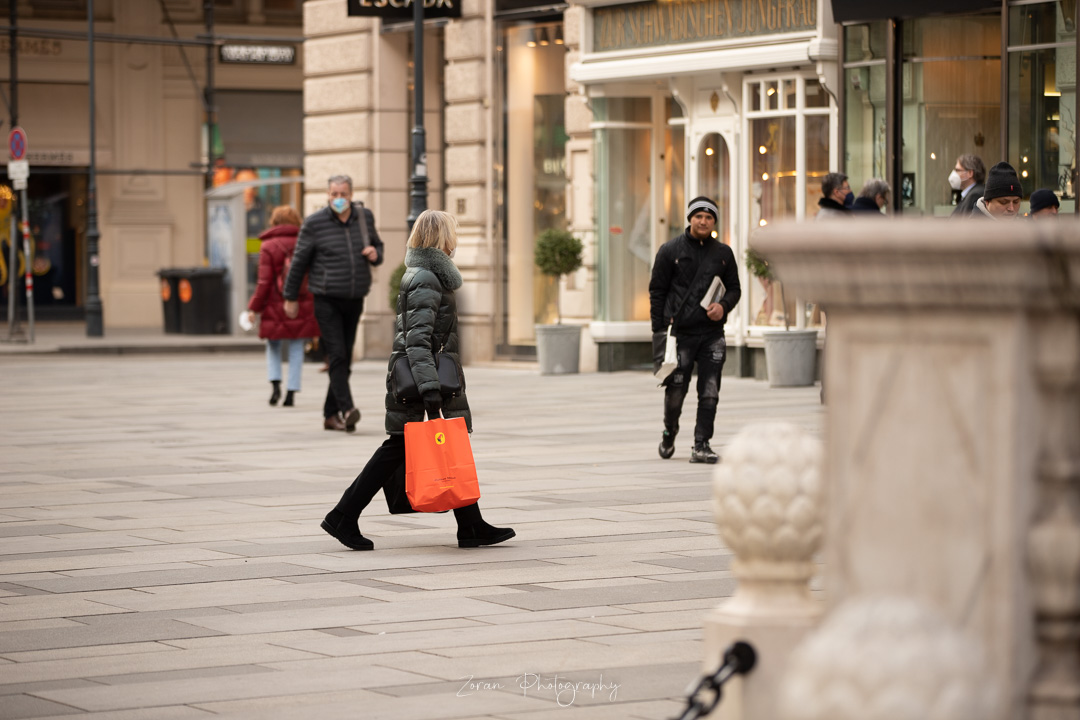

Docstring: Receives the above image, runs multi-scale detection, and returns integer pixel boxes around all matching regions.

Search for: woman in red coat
[246,206,320,406]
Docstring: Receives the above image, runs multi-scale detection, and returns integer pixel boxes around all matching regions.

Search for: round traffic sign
[9,127,27,161]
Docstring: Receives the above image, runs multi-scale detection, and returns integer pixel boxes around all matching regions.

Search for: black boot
[269,381,281,406]
[658,430,676,459]
[320,510,374,550]
[454,503,515,548]
[283,390,295,407]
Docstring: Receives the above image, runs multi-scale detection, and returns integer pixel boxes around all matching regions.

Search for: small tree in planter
[534,228,583,324]
[746,243,817,387]
[533,228,584,374]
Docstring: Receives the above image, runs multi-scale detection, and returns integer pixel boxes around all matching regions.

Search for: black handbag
[389,285,465,402]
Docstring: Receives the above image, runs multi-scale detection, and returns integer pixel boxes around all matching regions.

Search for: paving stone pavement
[0,353,821,719]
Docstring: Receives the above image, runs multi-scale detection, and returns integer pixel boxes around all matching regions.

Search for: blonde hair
[407,210,457,253]
[269,205,302,227]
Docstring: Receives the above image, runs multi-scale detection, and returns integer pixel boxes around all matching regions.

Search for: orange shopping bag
[404,416,481,512]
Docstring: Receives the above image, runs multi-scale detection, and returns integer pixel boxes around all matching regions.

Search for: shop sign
[347,0,462,19]
[219,44,296,65]
[0,38,62,56]
[27,150,88,166]
[593,0,817,53]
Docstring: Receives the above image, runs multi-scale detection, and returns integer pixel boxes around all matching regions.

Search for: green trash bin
[176,267,229,335]
[156,269,183,334]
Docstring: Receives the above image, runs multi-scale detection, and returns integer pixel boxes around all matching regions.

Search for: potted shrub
[534,228,583,375]
[746,245,818,387]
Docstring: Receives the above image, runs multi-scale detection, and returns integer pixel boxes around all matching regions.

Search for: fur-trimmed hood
[405,247,462,290]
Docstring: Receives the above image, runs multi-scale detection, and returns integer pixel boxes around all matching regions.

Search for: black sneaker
[658,431,676,459]
[690,442,719,464]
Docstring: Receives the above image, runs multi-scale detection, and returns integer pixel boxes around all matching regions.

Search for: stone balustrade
[745,218,1080,720]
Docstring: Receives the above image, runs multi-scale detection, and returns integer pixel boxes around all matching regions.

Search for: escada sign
[347,0,462,19]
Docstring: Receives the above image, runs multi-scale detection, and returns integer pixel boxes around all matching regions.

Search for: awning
[831,0,998,23]
[216,90,303,169]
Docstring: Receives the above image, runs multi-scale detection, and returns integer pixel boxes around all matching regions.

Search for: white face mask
[948,169,964,191]
[448,247,456,259]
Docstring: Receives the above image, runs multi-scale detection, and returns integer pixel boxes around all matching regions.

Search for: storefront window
[746,75,830,328]
[665,98,686,243]
[1008,1,1077,209]
[594,98,651,323]
[496,19,567,345]
[901,15,1002,216]
[844,22,888,190]
[697,133,731,246]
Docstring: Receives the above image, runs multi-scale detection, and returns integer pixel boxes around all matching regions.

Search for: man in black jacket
[650,197,741,464]
[283,175,384,432]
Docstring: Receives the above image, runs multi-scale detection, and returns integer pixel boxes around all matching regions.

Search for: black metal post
[85,0,102,336]
[204,0,215,187]
[406,0,428,233]
[9,0,16,129]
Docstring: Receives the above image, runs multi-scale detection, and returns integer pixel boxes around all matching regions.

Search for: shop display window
[697,133,731,246]
[593,98,652,323]
[901,15,1002,216]
[1008,1,1077,209]
[495,19,568,346]
[745,76,831,328]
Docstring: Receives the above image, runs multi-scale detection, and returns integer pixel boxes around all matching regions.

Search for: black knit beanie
[687,196,719,222]
[1029,188,1060,213]
[983,162,1022,201]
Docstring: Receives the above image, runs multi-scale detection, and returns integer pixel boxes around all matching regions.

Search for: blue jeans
[266,339,307,391]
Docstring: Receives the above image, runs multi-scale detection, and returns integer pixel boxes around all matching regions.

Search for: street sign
[8,160,28,190]
[347,0,461,19]
[8,126,27,161]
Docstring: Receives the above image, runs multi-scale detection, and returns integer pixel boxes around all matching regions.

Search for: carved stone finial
[778,597,997,720]
[712,422,824,615]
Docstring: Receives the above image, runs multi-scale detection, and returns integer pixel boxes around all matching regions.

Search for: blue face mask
[843,191,855,208]
[330,197,349,214]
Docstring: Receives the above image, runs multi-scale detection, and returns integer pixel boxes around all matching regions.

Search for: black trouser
[313,295,365,419]
[332,434,483,528]
[663,332,726,444]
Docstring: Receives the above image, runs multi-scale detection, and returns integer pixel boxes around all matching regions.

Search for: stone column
[100,0,174,328]
[303,0,400,357]
[444,0,495,363]
[754,219,1080,720]
[705,422,825,720]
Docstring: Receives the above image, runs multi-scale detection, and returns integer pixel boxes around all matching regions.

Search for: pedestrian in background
[974,162,1023,220]
[1028,188,1060,218]
[320,210,515,551]
[245,206,318,407]
[816,173,853,219]
[651,197,741,464]
[283,175,384,433]
[851,178,890,215]
[950,154,986,217]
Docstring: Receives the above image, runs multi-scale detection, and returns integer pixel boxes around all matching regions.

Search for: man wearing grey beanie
[649,196,741,464]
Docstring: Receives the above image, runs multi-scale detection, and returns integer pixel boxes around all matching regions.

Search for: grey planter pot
[763,329,818,387]
[535,324,581,375]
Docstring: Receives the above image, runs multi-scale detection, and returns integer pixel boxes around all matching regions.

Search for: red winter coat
[247,225,319,341]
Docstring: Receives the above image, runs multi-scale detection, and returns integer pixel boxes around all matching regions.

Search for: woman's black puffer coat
[384,246,471,434]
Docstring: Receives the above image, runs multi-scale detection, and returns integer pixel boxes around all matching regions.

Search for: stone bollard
[778,596,997,720]
[703,422,825,720]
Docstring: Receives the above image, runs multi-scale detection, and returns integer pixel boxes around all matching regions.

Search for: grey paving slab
[0,693,84,718]
[0,353,821,718]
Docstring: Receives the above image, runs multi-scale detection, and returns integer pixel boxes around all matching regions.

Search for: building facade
[0,0,304,328]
